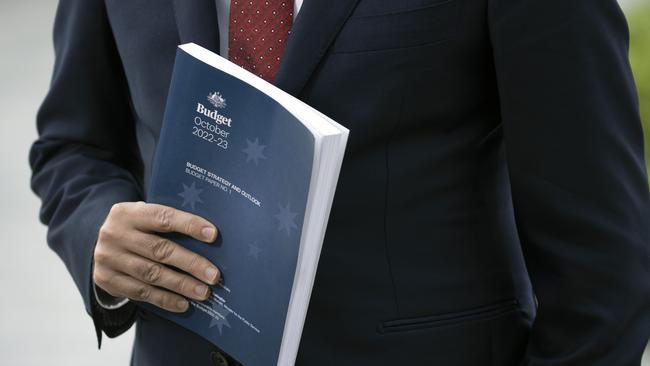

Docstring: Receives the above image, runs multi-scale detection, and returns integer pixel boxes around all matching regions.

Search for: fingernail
[195,284,209,297]
[177,299,189,311]
[201,226,216,241]
[205,266,220,283]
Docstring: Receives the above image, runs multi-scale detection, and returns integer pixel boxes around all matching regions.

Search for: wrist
[93,282,130,310]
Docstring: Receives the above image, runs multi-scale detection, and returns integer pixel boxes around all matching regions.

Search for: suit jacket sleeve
[29,0,143,346]
[488,0,650,364]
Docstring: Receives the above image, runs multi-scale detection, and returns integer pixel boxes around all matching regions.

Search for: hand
[92,201,220,313]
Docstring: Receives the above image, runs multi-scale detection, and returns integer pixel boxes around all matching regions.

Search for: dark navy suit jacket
[30,0,650,365]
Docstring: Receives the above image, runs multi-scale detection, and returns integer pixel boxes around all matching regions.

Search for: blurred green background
[626,3,650,180]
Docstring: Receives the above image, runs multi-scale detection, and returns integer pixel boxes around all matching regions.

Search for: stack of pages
[145,43,349,366]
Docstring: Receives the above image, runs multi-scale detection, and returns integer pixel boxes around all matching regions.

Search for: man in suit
[29,0,650,365]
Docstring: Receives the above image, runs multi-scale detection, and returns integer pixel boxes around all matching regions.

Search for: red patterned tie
[229,0,294,83]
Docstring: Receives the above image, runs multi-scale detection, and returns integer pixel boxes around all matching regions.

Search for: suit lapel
[275,0,361,96]
[172,0,220,53]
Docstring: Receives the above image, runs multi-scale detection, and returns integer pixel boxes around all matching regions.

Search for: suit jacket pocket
[378,299,519,334]
[331,0,464,54]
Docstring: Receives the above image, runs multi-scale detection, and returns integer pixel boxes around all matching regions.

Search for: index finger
[134,203,218,243]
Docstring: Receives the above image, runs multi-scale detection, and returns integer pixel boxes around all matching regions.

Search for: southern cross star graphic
[248,242,262,260]
[274,202,298,237]
[209,311,231,335]
[178,181,203,210]
[242,137,267,165]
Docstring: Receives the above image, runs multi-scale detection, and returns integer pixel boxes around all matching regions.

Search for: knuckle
[109,202,126,216]
[152,238,175,262]
[134,285,151,301]
[159,294,176,310]
[187,254,202,272]
[143,263,162,283]
[93,271,120,296]
[93,245,110,264]
[176,276,189,294]
[92,269,107,287]
[185,219,197,236]
[156,208,174,231]
[97,224,117,242]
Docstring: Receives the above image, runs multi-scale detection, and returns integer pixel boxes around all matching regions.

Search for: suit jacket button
[210,351,229,366]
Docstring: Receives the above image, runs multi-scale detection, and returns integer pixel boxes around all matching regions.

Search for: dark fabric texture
[29,0,144,349]
[29,0,650,365]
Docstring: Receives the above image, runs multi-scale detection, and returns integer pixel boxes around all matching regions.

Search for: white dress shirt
[95,0,305,310]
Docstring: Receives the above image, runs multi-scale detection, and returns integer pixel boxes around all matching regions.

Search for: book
[144,43,349,366]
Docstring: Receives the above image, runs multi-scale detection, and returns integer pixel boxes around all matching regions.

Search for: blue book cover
[144,46,326,365]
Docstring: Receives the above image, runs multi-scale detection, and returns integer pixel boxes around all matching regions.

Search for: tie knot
[228,0,295,83]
